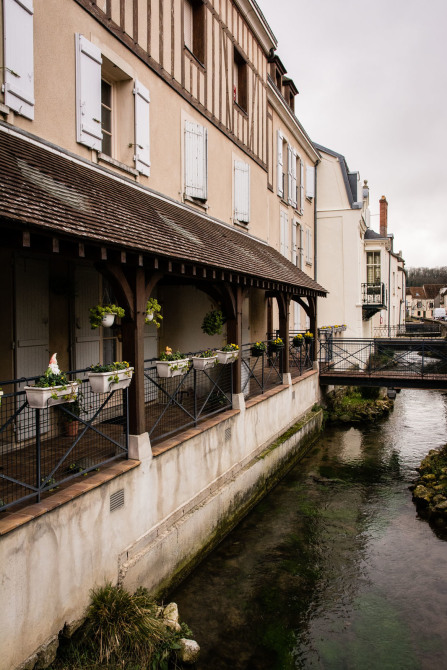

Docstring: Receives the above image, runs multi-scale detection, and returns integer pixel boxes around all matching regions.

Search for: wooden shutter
[306,165,315,198]
[134,80,150,176]
[185,120,207,199]
[306,228,313,264]
[291,150,297,208]
[3,0,35,120]
[184,0,193,51]
[299,225,304,269]
[300,160,304,213]
[75,34,102,150]
[234,160,250,223]
[277,130,283,198]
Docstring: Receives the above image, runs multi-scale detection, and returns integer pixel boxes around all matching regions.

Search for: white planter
[101,313,116,328]
[216,350,239,364]
[192,355,218,370]
[88,367,134,393]
[25,382,79,409]
[156,359,190,378]
[146,310,154,322]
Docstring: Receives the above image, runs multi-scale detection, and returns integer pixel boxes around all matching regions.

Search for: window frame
[184,0,205,66]
[233,47,248,113]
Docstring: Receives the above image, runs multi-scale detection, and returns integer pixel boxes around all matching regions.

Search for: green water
[171,389,447,669]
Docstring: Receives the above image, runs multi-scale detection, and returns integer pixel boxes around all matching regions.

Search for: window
[184,0,205,65]
[233,48,248,112]
[291,221,304,268]
[101,79,112,156]
[305,227,313,265]
[3,0,35,119]
[234,160,250,223]
[184,120,207,200]
[277,131,287,200]
[366,251,381,284]
[75,35,150,175]
[306,165,315,199]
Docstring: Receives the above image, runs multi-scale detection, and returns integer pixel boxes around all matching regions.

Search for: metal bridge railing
[319,338,447,378]
[373,323,442,338]
[0,369,129,513]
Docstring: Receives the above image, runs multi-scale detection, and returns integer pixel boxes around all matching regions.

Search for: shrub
[359,386,381,400]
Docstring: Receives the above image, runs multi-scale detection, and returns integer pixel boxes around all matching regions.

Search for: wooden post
[226,285,243,394]
[121,267,147,435]
[277,293,290,374]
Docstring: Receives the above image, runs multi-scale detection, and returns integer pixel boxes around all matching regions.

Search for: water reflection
[171,390,447,669]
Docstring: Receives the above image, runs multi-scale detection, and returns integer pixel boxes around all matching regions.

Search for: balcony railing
[362,282,386,307]
[0,369,129,512]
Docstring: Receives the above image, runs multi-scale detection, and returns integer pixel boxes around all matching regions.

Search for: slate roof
[364,229,385,240]
[0,124,326,296]
[313,143,361,210]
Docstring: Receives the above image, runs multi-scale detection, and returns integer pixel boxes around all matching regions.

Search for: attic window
[233,48,248,112]
[184,0,205,65]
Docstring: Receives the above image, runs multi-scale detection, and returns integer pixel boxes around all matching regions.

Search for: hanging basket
[101,313,116,328]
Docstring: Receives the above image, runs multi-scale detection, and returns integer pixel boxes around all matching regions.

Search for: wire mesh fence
[0,370,129,512]
[241,341,284,399]
[144,353,233,443]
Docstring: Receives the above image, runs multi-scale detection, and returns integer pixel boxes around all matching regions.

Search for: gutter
[314,159,319,282]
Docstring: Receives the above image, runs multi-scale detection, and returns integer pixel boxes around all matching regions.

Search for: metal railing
[289,338,314,376]
[362,282,386,306]
[144,353,233,444]
[373,323,442,338]
[319,338,447,378]
[241,342,283,398]
[0,369,129,512]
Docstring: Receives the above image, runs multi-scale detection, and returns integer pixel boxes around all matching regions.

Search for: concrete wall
[0,372,321,670]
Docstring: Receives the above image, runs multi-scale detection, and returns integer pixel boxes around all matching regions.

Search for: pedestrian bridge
[318,338,447,390]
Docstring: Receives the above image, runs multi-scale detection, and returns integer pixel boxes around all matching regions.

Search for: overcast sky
[259,0,447,269]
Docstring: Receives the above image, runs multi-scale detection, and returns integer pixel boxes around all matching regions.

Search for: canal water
[171,389,447,670]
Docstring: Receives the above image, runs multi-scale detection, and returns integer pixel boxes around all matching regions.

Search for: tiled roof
[423,284,444,299]
[407,287,426,299]
[0,125,326,296]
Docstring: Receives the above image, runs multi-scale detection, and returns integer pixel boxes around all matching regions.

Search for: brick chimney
[379,195,388,237]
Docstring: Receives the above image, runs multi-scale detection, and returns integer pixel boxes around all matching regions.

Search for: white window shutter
[300,160,304,213]
[306,165,315,198]
[134,80,150,176]
[75,34,102,150]
[3,0,34,120]
[280,210,288,257]
[292,222,297,265]
[234,160,250,223]
[299,225,304,269]
[277,130,283,198]
[287,144,293,205]
[185,120,207,199]
[291,150,297,208]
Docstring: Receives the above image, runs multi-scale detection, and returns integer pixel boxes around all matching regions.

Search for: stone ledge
[151,409,240,457]
[0,460,140,536]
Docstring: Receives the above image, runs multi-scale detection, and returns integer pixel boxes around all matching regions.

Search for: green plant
[35,369,69,388]
[220,343,239,352]
[145,298,163,328]
[304,331,314,340]
[58,389,85,423]
[196,349,216,358]
[270,337,284,348]
[251,341,267,356]
[293,334,304,347]
[158,348,185,361]
[90,361,132,385]
[89,304,125,330]
[201,309,225,336]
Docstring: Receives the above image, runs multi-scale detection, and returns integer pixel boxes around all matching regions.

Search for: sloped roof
[407,287,426,299]
[313,142,361,210]
[0,124,326,296]
[423,284,444,299]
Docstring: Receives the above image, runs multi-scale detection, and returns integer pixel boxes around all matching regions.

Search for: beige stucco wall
[0,372,321,670]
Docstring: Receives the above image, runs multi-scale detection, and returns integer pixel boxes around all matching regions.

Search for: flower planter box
[192,355,218,370]
[25,382,79,409]
[156,359,190,378]
[216,350,239,364]
[269,345,284,354]
[251,348,265,357]
[88,368,134,393]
